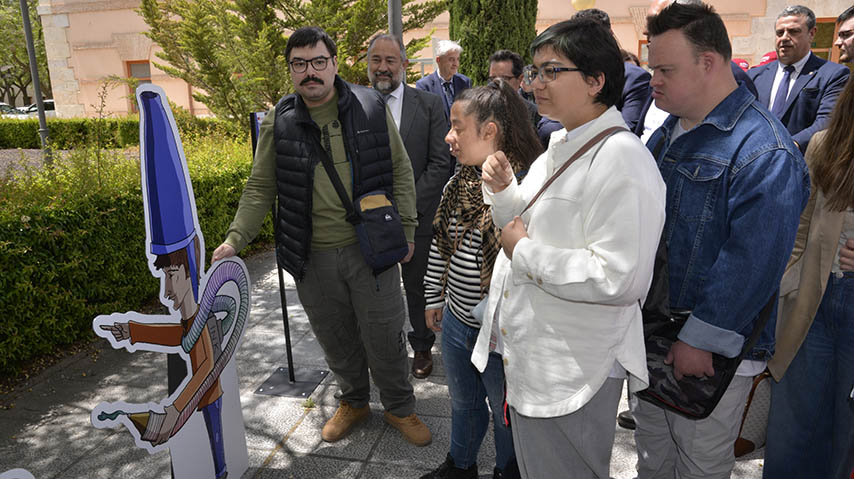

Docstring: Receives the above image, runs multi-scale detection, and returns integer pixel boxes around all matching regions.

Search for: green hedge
[0,115,245,150]
[0,136,273,375]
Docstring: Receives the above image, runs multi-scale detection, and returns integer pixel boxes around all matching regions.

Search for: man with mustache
[367,33,451,379]
[748,5,849,153]
[212,26,431,446]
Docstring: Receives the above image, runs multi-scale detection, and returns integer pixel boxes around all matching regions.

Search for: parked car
[24,100,56,118]
[0,102,18,117]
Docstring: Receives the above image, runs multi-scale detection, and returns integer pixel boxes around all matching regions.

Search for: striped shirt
[423,217,486,329]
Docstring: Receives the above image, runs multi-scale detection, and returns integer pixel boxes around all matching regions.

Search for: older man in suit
[368,34,452,379]
[748,5,849,153]
[415,40,472,121]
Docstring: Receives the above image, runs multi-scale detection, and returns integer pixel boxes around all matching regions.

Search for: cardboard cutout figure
[91,85,249,479]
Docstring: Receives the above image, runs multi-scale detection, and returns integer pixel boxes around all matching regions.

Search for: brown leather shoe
[321,401,370,442]
[384,411,432,446]
[412,350,433,379]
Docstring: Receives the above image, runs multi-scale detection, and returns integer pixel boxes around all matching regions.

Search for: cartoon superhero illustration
[91,85,249,479]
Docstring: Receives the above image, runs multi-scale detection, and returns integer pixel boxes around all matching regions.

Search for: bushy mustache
[301,76,323,86]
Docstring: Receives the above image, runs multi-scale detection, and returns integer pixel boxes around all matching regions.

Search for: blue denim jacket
[647,84,810,361]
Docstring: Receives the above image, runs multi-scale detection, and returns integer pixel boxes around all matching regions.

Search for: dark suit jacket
[398,85,452,236]
[617,62,651,131]
[633,61,759,137]
[415,71,472,118]
[748,54,849,153]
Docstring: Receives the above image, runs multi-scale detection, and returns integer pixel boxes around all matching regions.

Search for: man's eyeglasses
[289,56,332,73]
[488,75,519,83]
[522,64,581,85]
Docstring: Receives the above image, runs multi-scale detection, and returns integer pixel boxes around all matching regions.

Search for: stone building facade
[38,0,853,118]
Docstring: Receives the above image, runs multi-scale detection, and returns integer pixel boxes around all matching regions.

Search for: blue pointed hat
[139,87,200,301]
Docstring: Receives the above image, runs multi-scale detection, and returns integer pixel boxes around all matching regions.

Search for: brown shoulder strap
[520,126,628,215]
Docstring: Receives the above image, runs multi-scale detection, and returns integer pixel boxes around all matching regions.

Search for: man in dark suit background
[368,34,452,379]
[415,39,472,121]
[571,8,652,131]
[748,5,849,153]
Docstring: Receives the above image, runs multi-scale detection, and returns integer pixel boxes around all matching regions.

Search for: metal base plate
[255,367,328,398]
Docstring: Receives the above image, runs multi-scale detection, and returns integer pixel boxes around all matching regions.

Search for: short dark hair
[838,5,854,25]
[529,18,625,107]
[778,5,816,30]
[647,2,732,61]
[153,236,201,282]
[572,8,611,29]
[488,50,524,77]
[285,27,337,62]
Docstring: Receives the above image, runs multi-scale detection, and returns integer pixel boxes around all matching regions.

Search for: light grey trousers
[509,378,624,479]
[295,243,415,417]
[631,375,753,479]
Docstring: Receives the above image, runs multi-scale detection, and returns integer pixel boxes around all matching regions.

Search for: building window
[637,40,649,68]
[812,17,853,73]
[127,61,152,112]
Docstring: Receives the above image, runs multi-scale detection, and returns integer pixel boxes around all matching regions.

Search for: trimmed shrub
[0,116,245,150]
[0,135,273,375]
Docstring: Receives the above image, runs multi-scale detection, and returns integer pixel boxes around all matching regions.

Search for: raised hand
[482,150,514,193]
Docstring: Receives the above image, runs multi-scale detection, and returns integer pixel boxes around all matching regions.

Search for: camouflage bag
[636,232,776,419]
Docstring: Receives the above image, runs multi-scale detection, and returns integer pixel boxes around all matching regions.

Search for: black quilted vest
[273,76,393,281]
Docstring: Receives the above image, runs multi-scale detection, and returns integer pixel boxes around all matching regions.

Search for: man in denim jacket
[632,4,810,478]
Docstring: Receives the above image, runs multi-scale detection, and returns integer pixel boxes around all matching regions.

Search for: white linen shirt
[471,107,666,418]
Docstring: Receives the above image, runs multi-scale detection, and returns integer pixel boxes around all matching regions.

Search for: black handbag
[317,134,409,276]
[636,136,776,419]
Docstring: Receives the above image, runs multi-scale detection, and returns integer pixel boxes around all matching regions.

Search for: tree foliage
[450,0,538,85]
[140,0,447,124]
[0,0,51,106]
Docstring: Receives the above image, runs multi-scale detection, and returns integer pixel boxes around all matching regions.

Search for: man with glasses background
[488,49,561,149]
[212,26,432,447]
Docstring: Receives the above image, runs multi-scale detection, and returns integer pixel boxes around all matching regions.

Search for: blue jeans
[764,273,854,479]
[202,397,227,479]
[441,307,515,470]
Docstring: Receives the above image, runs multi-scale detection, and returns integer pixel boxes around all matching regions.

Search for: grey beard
[373,77,397,94]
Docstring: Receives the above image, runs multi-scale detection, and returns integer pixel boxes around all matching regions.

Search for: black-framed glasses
[488,74,518,83]
[289,56,332,73]
[522,64,581,85]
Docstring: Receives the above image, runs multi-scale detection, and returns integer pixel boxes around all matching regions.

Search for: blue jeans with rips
[763,272,854,479]
[441,307,515,471]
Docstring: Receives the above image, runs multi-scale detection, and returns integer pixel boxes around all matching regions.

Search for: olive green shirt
[223,91,416,253]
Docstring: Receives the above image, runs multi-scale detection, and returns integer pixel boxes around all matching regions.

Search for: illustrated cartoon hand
[100,322,130,342]
[400,242,415,264]
[212,243,236,264]
[425,308,443,332]
[482,150,514,193]
[839,238,854,271]
[665,340,715,381]
[500,216,528,260]
[152,404,180,446]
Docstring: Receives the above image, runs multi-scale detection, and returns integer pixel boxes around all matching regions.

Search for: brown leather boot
[321,401,370,442]
[412,350,433,379]
[383,411,432,446]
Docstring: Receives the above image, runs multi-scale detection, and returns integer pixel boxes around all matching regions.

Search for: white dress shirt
[385,82,405,129]
[767,52,812,110]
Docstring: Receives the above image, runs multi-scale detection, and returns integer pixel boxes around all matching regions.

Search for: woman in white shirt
[478,18,666,478]
[420,80,541,479]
